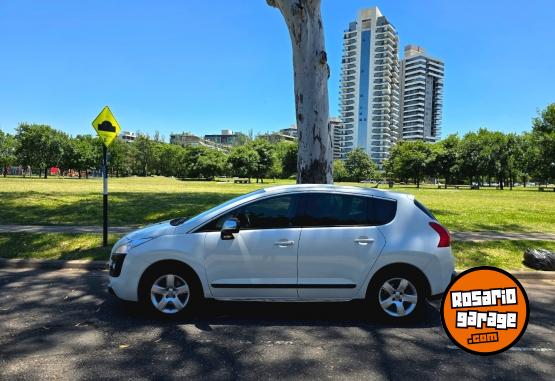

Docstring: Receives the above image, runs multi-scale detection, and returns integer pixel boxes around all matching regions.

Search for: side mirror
[221,218,240,240]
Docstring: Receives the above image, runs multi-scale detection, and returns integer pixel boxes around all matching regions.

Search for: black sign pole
[102,144,108,247]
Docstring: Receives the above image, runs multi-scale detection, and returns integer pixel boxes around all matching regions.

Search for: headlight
[112,237,155,254]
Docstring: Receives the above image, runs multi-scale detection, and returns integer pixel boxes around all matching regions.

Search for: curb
[0,258,107,270]
[0,258,553,279]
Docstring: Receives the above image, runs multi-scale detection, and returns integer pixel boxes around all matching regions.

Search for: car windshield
[184,189,266,227]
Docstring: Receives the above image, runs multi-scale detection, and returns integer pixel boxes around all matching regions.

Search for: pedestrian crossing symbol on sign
[92,106,121,147]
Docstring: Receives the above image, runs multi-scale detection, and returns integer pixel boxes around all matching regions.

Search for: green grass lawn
[1,176,554,232]
[0,233,120,261]
[1,232,552,270]
[452,240,555,270]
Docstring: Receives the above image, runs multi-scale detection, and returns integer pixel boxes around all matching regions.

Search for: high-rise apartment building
[339,6,400,164]
[399,45,444,142]
[328,117,343,160]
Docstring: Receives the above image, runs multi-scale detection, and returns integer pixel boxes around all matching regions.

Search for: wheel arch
[365,262,432,298]
[138,259,206,301]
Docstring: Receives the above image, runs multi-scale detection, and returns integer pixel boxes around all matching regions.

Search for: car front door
[297,193,387,299]
[201,194,301,299]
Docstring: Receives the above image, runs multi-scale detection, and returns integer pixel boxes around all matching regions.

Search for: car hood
[125,219,178,241]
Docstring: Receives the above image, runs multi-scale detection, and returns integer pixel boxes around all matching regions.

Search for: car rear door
[296,193,387,299]
[202,194,302,299]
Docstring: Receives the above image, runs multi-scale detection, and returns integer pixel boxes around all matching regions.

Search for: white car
[108,184,454,321]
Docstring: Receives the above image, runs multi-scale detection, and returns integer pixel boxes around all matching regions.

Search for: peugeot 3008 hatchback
[108,185,454,321]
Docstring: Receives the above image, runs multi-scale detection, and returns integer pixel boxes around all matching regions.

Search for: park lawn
[452,240,555,270]
[0,232,552,270]
[0,233,121,261]
[0,176,554,232]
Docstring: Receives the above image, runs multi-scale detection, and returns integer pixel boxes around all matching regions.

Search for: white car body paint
[108,184,454,303]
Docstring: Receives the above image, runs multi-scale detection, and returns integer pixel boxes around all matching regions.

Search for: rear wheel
[140,264,200,318]
[368,268,427,321]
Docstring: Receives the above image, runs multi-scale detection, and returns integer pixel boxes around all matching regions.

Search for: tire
[139,263,201,318]
[367,267,428,322]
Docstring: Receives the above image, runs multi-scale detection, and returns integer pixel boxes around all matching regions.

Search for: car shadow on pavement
[1,268,553,380]
[109,296,442,329]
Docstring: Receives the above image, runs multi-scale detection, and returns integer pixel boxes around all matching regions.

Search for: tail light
[429,222,451,247]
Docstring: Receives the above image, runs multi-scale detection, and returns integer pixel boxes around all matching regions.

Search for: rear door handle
[274,240,295,247]
[354,237,374,245]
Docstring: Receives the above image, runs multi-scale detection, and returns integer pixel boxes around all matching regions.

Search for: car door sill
[211,283,356,289]
[211,297,355,302]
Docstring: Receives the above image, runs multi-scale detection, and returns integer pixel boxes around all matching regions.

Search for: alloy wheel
[378,277,418,318]
[150,274,190,314]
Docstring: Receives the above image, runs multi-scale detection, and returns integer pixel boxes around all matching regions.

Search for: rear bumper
[428,271,457,300]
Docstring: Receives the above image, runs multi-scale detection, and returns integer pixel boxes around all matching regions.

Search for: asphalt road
[0,268,553,381]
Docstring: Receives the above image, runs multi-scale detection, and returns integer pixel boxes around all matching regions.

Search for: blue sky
[1,0,554,140]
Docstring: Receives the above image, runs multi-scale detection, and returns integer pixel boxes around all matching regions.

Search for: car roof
[260,184,412,201]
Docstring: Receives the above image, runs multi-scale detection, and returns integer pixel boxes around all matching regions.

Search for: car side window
[299,193,368,227]
[368,197,397,225]
[200,195,299,231]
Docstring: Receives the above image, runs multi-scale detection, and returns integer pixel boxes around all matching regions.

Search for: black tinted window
[368,197,397,225]
[414,200,435,220]
[201,195,299,231]
[300,193,368,227]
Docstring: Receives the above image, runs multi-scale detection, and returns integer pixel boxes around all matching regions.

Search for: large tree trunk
[267,0,332,184]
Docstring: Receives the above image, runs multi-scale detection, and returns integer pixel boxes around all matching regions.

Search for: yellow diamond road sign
[92,106,121,147]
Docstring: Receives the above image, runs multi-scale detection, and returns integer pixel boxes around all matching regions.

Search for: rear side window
[300,193,368,227]
[368,197,397,225]
[414,199,436,220]
[299,193,396,227]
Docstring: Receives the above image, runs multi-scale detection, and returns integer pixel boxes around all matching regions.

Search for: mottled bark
[267,0,332,184]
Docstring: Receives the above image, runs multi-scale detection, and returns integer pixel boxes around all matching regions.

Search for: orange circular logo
[441,266,529,355]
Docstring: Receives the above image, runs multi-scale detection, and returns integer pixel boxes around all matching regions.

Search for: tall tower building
[339,7,400,164]
[399,45,444,142]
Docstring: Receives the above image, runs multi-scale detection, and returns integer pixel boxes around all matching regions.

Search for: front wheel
[139,265,200,318]
[367,269,427,321]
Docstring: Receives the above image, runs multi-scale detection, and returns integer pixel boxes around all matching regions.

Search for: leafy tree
[180,146,225,179]
[156,143,184,177]
[532,130,555,184]
[0,129,17,177]
[344,148,377,182]
[427,135,460,187]
[227,145,259,181]
[385,141,431,188]
[15,123,67,178]
[275,141,298,179]
[250,139,276,183]
[515,133,536,187]
[197,148,226,180]
[532,103,555,134]
[332,159,348,182]
[108,138,132,177]
[59,135,100,178]
[459,131,483,186]
[531,104,555,184]
[132,135,155,176]
[233,132,251,146]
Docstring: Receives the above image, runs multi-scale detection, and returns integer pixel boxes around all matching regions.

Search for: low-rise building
[204,129,237,146]
[279,125,298,138]
[118,131,137,143]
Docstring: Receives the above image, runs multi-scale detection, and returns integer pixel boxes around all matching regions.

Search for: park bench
[538,186,555,192]
[234,178,250,184]
[437,184,476,190]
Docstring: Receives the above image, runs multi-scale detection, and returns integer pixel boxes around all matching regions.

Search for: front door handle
[354,237,374,245]
[274,240,295,247]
